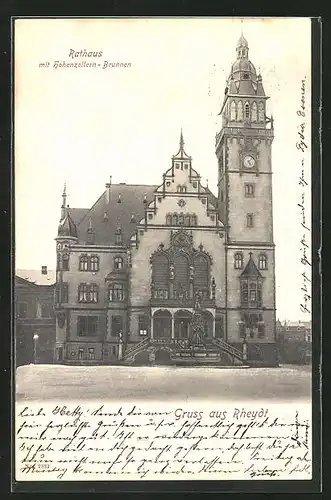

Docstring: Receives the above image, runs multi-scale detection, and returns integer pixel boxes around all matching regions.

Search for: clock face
[243,155,256,169]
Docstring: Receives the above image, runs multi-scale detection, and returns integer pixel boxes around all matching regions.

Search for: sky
[14,17,312,322]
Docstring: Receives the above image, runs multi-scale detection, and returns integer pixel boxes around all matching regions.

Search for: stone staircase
[211,338,244,362]
[122,336,244,365]
[123,338,150,360]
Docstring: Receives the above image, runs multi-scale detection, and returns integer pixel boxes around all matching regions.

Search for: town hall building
[54,35,278,366]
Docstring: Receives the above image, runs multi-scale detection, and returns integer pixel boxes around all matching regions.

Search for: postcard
[14,17,315,485]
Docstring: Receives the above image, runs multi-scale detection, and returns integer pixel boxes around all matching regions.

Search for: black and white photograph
[14,17,314,483]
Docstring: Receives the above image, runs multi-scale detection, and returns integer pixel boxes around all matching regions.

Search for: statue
[189,291,205,347]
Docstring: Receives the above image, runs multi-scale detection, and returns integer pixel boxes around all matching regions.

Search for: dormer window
[175,163,180,169]
[115,228,123,246]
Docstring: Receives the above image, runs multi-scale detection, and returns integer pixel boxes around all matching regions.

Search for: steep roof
[16,269,56,286]
[240,255,261,278]
[76,184,158,246]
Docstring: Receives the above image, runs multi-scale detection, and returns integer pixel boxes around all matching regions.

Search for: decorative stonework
[177,199,186,207]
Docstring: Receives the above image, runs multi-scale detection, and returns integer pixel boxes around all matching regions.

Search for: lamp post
[33,333,39,364]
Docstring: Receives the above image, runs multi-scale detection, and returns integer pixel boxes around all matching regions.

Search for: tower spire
[61,183,67,220]
[180,128,184,150]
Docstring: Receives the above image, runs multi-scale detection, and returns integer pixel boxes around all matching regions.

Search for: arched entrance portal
[153,310,172,339]
[174,310,192,340]
[200,310,214,339]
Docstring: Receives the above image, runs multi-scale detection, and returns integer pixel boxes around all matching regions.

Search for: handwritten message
[297,77,311,315]
[16,402,311,481]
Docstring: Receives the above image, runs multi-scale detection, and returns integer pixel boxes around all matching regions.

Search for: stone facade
[54,35,277,367]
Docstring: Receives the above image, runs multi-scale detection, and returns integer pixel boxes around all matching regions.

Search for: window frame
[258,253,268,270]
[246,213,254,228]
[111,315,123,337]
[234,252,244,270]
[245,183,255,198]
[77,316,98,337]
[90,255,99,272]
[114,256,123,270]
[138,315,149,336]
[79,254,89,271]
[108,282,126,302]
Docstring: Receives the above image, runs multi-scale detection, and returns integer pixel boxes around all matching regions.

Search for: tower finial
[61,182,67,220]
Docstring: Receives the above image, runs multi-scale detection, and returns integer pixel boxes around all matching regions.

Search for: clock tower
[216,34,277,364]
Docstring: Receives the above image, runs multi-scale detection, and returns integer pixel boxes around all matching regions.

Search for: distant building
[276,320,312,364]
[54,35,278,367]
[15,267,56,366]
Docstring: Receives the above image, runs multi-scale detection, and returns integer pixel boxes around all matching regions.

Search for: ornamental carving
[57,312,66,328]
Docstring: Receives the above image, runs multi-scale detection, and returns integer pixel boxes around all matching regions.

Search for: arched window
[173,214,178,226]
[153,310,172,338]
[237,100,243,121]
[185,215,191,226]
[174,253,189,300]
[166,214,172,225]
[245,102,250,119]
[114,256,123,270]
[191,214,197,226]
[251,101,258,122]
[177,185,182,193]
[258,254,268,270]
[182,186,187,193]
[89,284,99,303]
[79,255,88,271]
[258,101,264,122]
[78,283,88,302]
[90,256,99,272]
[178,214,184,226]
[193,253,210,298]
[230,100,237,120]
[152,253,169,299]
[62,253,69,271]
[234,252,243,269]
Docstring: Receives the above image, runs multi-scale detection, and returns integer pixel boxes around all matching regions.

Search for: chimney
[41,265,47,275]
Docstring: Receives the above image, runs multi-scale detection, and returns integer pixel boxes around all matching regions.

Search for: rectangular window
[246,213,254,227]
[245,184,255,197]
[41,303,52,318]
[139,315,149,336]
[62,283,69,303]
[77,316,98,337]
[109,283,125,301]
[17,302,28,318]
[62,254,69,270]
[111,315,123,337]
